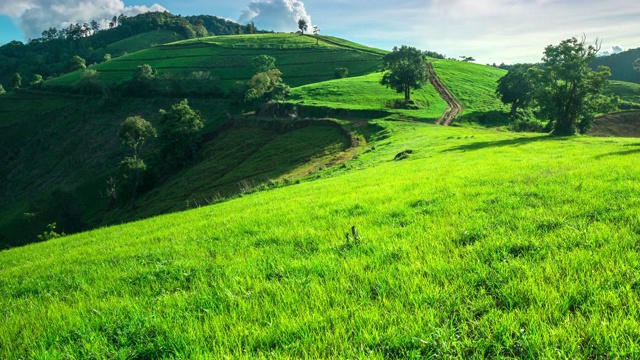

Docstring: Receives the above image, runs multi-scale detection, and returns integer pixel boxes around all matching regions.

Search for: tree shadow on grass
[443,135,565,153]
[595,143,640,159]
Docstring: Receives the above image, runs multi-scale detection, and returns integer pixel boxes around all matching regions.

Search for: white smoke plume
[0,0,168,40]
[239,0,312,33]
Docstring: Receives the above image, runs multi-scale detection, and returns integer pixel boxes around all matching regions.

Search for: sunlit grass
[2,120,640,358]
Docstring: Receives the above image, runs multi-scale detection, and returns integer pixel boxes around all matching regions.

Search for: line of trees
[115,99,204,208]
[497,37,616,135]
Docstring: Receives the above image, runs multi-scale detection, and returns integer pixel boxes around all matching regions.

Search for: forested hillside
[591,48,640,84]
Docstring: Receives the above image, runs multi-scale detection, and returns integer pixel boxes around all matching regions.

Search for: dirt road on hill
[426,62,462,125]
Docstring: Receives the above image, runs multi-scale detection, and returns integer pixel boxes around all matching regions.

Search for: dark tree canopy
[635,58,640,72]
[10,73,21,90]
[380,45,428,103]
[298,19,308,34]
[530,37,612,135]
[158,99,204,168]
[496,63,536,116]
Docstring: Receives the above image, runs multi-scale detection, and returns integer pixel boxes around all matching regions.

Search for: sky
[0,0,639,64]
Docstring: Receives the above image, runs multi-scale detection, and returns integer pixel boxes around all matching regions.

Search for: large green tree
[380,46,428,104]
[530,37,612,135]
[496,63,536,116]
[158,99,204,169]
[118,116,156,206]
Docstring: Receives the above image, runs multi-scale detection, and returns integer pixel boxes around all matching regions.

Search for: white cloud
[0,0,168,39]
[238,0,311,33]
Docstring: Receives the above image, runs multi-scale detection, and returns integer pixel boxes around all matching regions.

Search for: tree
[251,55,276,73]
[133,64,158,82]
[0,84,5,95]
[246,68,284,101]
[158,99,204,168]
[11,73,21,90]
[530,37,612,135]
[496,63,536,116]
[635,58,640,72]
[298,19,308,35]
[67,55,86,72]
[118,116,157,206]
[380,45,428,104]
[313,25,320,44]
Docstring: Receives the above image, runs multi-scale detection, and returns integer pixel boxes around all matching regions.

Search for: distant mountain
[591,47,640,84]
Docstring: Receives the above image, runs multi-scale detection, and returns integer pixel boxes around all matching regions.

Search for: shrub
[335,67,349,79]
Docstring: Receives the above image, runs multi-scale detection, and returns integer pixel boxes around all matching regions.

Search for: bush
[334,67,349,79]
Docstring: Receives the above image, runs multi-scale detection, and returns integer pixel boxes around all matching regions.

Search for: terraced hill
[46,34,385,91]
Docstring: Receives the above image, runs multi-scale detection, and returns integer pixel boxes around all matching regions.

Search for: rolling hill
[2,30,640,358]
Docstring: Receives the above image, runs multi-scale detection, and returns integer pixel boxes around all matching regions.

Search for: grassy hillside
[46,34,384,91]
[605,80,640,109]
[2,120,640,358]
[288,72,448,120]
[105,30,184,56]
[432,59,508,125]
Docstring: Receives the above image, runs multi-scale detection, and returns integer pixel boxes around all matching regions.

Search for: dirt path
[426,62,462,125]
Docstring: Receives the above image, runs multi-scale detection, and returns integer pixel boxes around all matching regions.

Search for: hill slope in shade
[591,48,640,84]
[2,121,640,358]
[590,110,640,137]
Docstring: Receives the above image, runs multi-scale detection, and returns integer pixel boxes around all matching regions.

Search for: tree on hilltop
[380,45,428,104]
[298,19,308,35]
[529,36,613,135]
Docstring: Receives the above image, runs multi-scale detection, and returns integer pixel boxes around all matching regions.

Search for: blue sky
[1,0,639,64]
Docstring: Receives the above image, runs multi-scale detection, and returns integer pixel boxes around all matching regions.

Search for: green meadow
[2,30,640,359]
[2,119,640,358]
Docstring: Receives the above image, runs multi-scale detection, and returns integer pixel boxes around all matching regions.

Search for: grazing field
[46,34,384,90]
[2,120,640,358]
[105,30,184,56]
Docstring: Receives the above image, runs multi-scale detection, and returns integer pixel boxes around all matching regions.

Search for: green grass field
[2,119,640,358]
[46,34,384,90]
[288,72,448,120]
